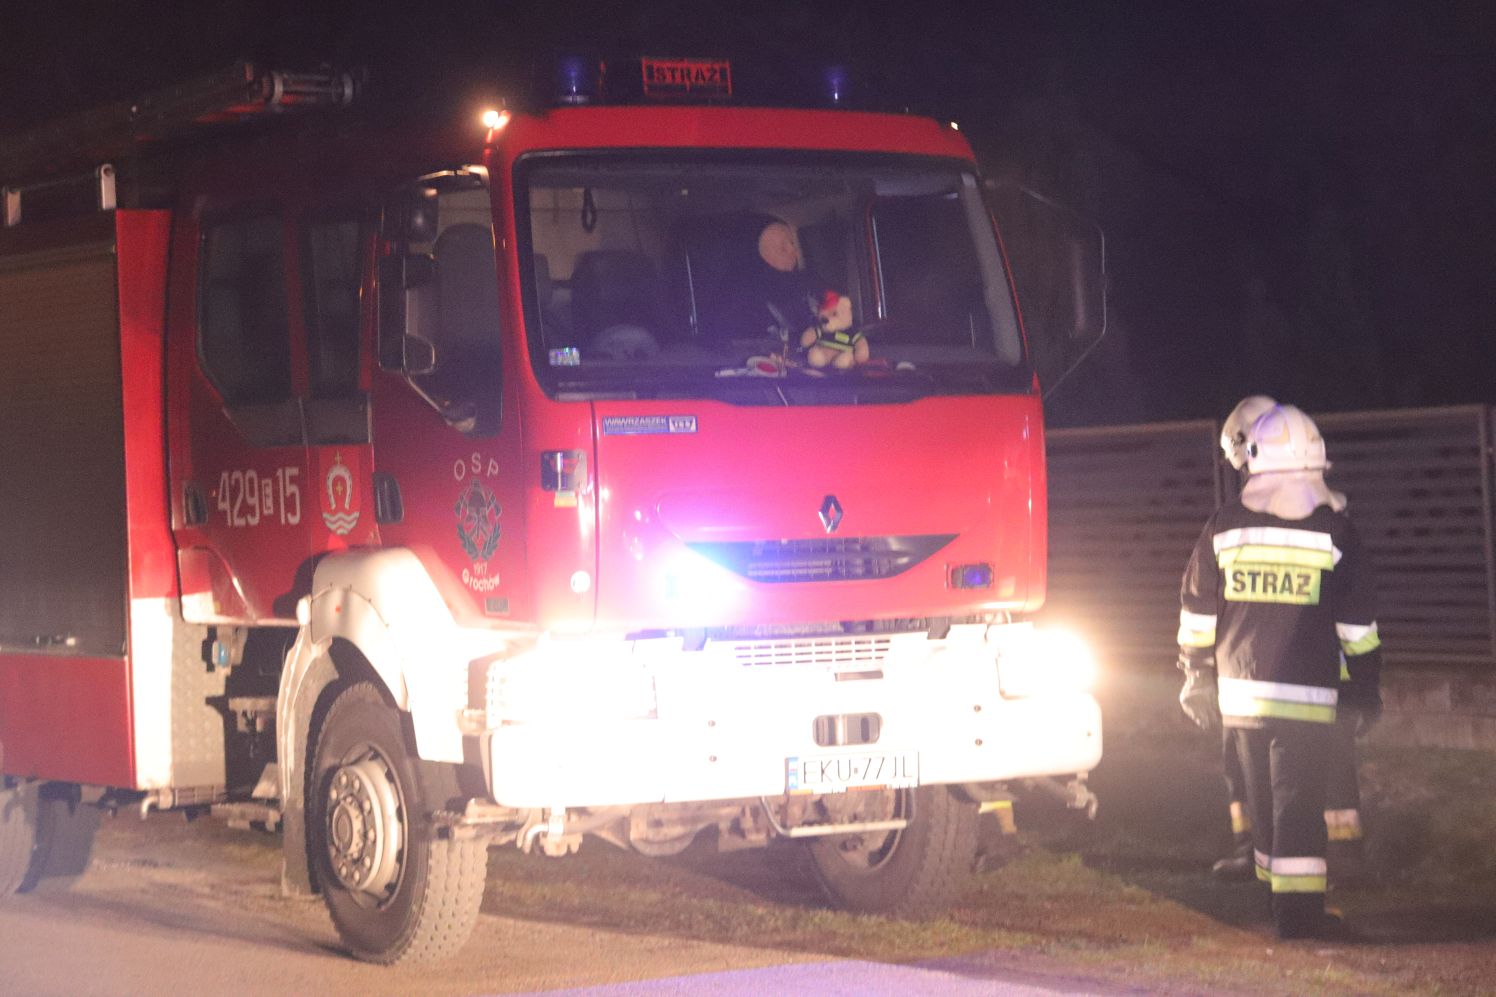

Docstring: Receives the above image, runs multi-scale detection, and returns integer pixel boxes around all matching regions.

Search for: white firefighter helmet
[1220,394,1278,470]
[1245,404,1329,474]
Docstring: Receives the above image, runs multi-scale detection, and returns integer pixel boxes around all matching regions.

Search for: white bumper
[483,623,1102,809]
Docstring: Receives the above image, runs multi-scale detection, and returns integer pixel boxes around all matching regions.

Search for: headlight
[660,548,744,626]
[488,643,658,722]
[995,625,1098,698]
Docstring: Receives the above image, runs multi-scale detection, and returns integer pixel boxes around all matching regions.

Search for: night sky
[4,1,1493,426]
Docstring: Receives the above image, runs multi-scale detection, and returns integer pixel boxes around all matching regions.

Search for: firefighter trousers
[1230,720,1334,934]
[1223,710,1361,854]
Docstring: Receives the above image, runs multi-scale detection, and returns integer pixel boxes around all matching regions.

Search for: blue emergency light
[540,54,877,112]
[553,55,599,105]
[823,65,851,106]
[544,54,734,107]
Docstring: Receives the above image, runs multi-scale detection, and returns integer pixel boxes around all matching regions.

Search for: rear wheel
[0,781,99,896]
[0,781,41,896]
[23,784,100,892]
[311,682,487,964]
[803,785,980,918]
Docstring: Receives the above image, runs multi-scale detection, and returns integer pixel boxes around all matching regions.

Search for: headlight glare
[996,626,1098,698]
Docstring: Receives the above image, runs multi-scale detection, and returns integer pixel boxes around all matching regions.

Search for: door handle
[373,472,403,524]
[184,482,209,526]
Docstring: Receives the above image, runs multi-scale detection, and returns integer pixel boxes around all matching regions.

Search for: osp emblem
[455,479,502,561]
[321,452,361,536]
[818,494,844,534]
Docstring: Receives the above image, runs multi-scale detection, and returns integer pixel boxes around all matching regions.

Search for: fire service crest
[455,479,502,561]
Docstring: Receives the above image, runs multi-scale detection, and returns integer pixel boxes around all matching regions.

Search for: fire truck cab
[0,60,1102,963]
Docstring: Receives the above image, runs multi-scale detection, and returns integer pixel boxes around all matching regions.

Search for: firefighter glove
[1177,660,1221,733]
[1342,648,1384,737]
[1342,684,1383,737]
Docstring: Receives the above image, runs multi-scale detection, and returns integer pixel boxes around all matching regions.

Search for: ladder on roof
[1,63,358,224]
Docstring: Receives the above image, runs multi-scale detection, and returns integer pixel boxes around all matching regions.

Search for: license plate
[786,751,919,794]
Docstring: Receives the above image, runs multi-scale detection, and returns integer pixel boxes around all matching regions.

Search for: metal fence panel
[1318,406,1494,662]
[1043,420,1221,662]
[1045,406,1496,667]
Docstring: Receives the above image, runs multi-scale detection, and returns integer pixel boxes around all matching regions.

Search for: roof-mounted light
[541,54,733,107]
[481,108,511,132]
[640,56,732,101]
[554,55,599,105]
[824,65,851,107]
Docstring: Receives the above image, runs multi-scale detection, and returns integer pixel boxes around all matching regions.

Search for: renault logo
[818,494,844,534]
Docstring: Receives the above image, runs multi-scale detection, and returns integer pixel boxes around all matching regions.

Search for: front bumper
[483,623,1102,809]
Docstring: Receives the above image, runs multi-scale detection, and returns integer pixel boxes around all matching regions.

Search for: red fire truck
[0,60,1103,963]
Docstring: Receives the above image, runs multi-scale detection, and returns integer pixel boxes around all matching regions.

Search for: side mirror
[401,335,437,377]
[985,180,1107,401]
[390,187,439,243]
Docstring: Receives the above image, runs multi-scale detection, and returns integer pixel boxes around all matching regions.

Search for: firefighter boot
[1277,903,1354,942]
[1211,839,1255,881]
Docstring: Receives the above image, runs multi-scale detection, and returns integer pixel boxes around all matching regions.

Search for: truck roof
[0,63,357,188]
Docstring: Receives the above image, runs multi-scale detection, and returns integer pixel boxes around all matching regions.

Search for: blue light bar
[824,65,851,107]
[554,55,598,105]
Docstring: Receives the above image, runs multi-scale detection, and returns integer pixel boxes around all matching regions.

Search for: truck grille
[725,635,892,668]
[687,534,955,583]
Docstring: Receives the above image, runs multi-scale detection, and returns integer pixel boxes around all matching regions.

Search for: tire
[310,682,487,964]
[803,785,980,918]
[0,781,42,896]
[20,784,101,893]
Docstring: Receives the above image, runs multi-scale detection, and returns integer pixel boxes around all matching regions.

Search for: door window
[302,216,363,400]
[199,214,292,405]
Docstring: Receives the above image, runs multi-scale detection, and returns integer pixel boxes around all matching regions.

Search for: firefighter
[1177,404,1383,939]
[1210,397,1373,883]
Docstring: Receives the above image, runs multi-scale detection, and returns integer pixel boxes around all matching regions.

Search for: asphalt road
[0,811,1117,997]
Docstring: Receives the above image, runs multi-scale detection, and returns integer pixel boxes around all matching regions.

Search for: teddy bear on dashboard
[800,290,868,369]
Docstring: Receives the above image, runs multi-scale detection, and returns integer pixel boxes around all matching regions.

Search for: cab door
[297,210,380,558]
[169,207,311,624]
[368,169,529,624]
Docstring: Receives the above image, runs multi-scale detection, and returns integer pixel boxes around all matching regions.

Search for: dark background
[4,0,1492,426]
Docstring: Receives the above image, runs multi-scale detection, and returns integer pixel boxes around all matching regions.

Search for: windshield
[517,153,1028,402]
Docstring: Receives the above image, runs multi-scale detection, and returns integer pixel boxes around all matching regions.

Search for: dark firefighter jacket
[1177,499,1382,725]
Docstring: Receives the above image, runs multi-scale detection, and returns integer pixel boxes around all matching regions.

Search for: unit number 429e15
[217,467,302,527]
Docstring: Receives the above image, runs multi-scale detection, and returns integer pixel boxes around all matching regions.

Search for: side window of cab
[199,213,292,403]
[378,169,502,436]
[198,212,300,446]
[301,212,371,444]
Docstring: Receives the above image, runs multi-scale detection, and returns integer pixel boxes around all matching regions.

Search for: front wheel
[803,785,980,918]
[311,682,487,964]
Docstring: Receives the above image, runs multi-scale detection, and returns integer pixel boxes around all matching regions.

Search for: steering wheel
[591,324,661,361]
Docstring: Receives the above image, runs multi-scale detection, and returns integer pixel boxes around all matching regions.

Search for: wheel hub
[826,788,910,872]
[325,752,404,900]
